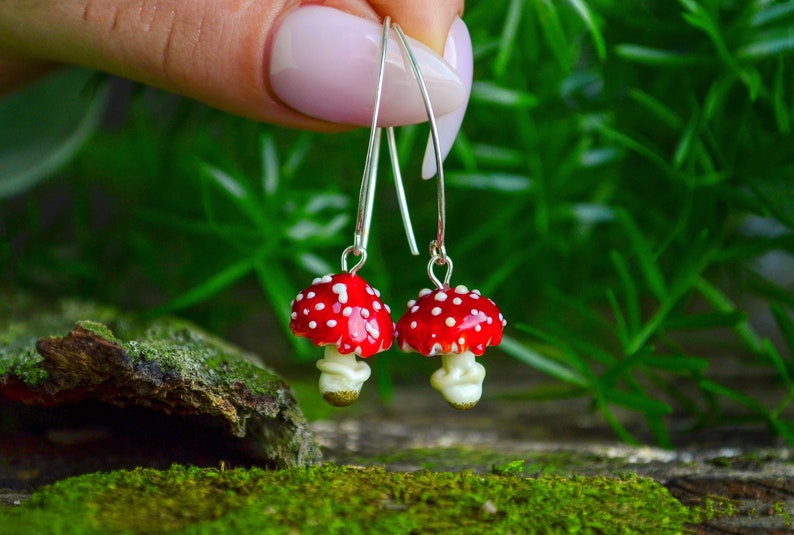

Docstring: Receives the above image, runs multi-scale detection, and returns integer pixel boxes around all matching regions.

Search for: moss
[122,319,283,398]
[773,501,792,528]
[0,323,47,386]
[696,496,739,523]
[1,303,284,399]
[347,447,632,477]
[1,463,698,534]
[0,295,137,388]
[75,320,120,344]
[349,447,512,473]
[1,294,321,467]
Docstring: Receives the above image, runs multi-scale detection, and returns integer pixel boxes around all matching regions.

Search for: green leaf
[752,2,794,27]
[763,338,791,387]
[700,379,769,414]
[610,250,641,337]
[563,0,606,61]
[598,350,646,387]
[770,418,794,446]
[446,172,532,192]
[738,28,794,60]
[151,258,256,315]
[596,395,640,445]
[672,109,701,169]
[695,277,766,354]
[499,335,591,388]
[622,241,713,355]
[260,132,279,197]
[533,0,572,69]
[582,116,672,175]
[565,203,615,225]
[470,82,540,109]
[200,163,264,227]
[647,414,673,449]
[614,44,709,67]
[281,132,314,182]
[450,130,478,171]
[0,68,109,198]
[773,58,791,134]
[746,270,794,309]
[603,387,673,416]
[471,144,525,168]
[626,89,683,130]
[771,304,794,358]
[494,0,525,78]
[255,261,313,360]
[615,209,668,301]
[663,311,748,330]
[605,288,630,349]
[202,164,247,199]
[638,354,709,374]
[579,147,622,168]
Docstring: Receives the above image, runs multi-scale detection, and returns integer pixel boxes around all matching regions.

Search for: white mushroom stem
[316,345,371,406]
[430,351,486,410]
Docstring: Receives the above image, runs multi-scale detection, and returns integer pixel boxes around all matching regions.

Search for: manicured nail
[422,17,473,179]
[269,6,466,126]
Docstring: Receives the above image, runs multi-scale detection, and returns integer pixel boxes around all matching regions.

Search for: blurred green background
[2,0,794,447]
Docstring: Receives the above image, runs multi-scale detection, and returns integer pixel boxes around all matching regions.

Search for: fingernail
[269,6,466,126]
[422,17,473,179]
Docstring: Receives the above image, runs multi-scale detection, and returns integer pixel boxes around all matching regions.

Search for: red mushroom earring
[391,25,506,410]
[289,17,418,407]
[289,269,392,407]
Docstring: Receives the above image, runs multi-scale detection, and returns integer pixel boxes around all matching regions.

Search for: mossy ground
[1,463,701,534]
[341,446,628,476]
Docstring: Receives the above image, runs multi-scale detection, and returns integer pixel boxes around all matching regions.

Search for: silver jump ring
[341,245,368,274]
[429,239,448,264]
[427,254,453,289]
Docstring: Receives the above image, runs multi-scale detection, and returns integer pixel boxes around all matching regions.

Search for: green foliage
[0,464,697,534]
[0,68,108,198]
[2,0,794,446]
[459,0,794,445]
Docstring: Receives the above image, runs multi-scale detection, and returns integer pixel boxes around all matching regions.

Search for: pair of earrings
[289,18,505,410]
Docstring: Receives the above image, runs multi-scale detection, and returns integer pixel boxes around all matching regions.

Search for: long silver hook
[349,16,419,269]
[393,23,451,283]
[386,126,419,255]
[361,127,381,251]
[351,17,390,258]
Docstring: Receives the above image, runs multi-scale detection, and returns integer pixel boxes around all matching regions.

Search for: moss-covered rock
[0,293,321,469]
[0,463,698,534]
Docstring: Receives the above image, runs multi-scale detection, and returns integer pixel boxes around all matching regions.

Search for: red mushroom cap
[395,285,505,356]
[289,273,394,357]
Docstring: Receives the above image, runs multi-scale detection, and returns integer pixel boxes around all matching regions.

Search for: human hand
[0,1,471,151]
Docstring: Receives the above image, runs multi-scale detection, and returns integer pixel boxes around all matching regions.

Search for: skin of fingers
[0,0,463,129]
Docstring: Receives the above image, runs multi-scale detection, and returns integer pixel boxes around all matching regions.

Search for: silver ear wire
[351,16,390,261]
[393,23,452,286]
[361,127,382,252]
[347,16,419,272]
[386,126,419,255]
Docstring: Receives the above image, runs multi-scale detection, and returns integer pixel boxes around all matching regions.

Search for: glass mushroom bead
[395,284,505,409]
[290,273,393,406]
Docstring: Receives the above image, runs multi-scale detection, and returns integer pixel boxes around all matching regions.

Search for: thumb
[269,4,470,128]
[0,0,468,131]
[368,0,463,55]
